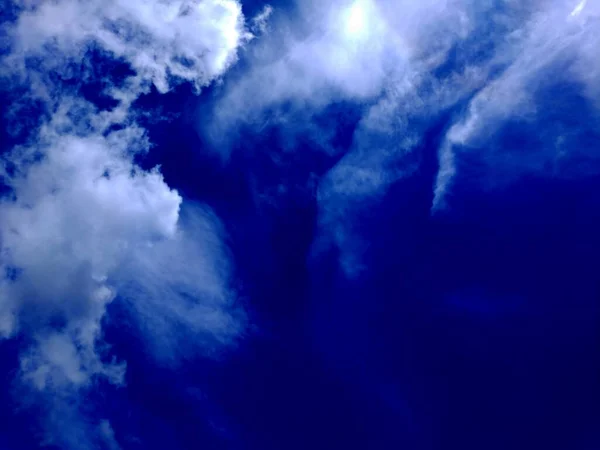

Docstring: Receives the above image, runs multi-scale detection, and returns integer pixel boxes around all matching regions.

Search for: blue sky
[0,0,599,449]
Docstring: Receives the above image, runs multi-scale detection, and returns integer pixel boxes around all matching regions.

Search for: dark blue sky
[1,0,599,449]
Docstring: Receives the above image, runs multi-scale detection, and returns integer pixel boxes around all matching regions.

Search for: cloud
[0,0,249,447]
[433,0,600,208]
[7,0,249,95]
[99,420,123,450]
[205,0,600,276]
[208,0,397,135]
[210,0,482,126]
[0,99,241,444]
[115,203,245,364]
[205,0,491,274]
[250,4,274,35]
[1,99,179,386]
[299,0,499,275]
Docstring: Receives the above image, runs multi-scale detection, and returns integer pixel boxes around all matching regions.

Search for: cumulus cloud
[7,0,249,95]
[1,99,180,388]
[0,0,248,447]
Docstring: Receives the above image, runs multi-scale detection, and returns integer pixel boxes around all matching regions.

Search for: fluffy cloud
[208,0,394,137]
[1,100,180,387]
[8,0,248,94]
[0,0,248,447]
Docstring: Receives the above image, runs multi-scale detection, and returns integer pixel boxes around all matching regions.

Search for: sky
[0,0,599,449]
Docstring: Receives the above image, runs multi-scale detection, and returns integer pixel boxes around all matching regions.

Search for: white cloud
[203,0,485,275]
[315,154,411,277]
[433,0,600,208]
[205,0,600,275]
[0,102,178,388]
[209,0,399,133]
[250,4,274,35]
[0,98,242,393]
[570,0,587,17]
[8,0,249,95]
[0,0,248,447]
[303,0,498,276]
[211,0,478,128]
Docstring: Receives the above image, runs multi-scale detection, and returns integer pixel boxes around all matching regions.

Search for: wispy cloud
[207,0,600,276]
[434,0,600,208]
[210,0,400,129]
[209,0,493,275]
